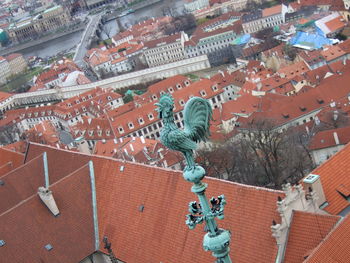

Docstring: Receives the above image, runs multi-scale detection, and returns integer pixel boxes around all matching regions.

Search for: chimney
[303,174,327,207]
[38,187,60,216]
[140,136,145,144]
[333,132,340,145]
[256,82,262,90]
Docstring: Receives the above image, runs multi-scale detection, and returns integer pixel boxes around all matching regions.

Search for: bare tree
[196,118,313,189]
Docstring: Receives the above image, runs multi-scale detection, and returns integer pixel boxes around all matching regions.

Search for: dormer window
[180,100,185,106]
[76,100,80,104]
[98,130,102,136]
[176,84,182,89]
[68,113,72,118]
[212,85,218,91]
[82,97,86,101]
[148,113,154,120]
[82,106,87,112]
[118,126,124,134]
[168,87,174,93]
[128,122,134,129]
[88,95,93,99]
[106,130,111,136]
[34,112,38,117]
[138,117,144,124]
[68,103,72,107]
[152,95,157,100]
[185,80,190,86]
[88,130,94,136]
[41,111,45,116]
[200,90,207,97]
[107,96,112,101]
[160,91,165,95]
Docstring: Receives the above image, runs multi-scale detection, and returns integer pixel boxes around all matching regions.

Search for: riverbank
[0,22,86,57]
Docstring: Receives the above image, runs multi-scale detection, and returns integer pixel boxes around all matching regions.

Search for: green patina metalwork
[155,94,232,263]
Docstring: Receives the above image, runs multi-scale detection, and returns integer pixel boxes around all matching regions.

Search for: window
[200,90,207,97]
[138,117,144,124]
[118,127,124,134]
[148,113,154,120]
[180,100,185,106]
[168,87,174,93]
[128,122,134,129]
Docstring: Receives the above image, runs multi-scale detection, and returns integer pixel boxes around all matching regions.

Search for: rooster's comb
[158,93,174,107]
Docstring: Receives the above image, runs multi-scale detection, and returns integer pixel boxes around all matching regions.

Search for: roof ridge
[304,214,346,261]
[0,152,44,179]
[0,146,25,156]
[0,162,90,218]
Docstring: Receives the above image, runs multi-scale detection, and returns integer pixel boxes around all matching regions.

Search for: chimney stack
[38,187,60,216]
[333,132,340,145]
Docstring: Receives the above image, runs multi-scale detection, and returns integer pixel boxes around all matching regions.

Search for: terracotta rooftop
[305,214,350,262]
[262,5,282,17]
[0,162,95,263]
[309,126,350,150]
[321,45,346,62]
[306,142,350,215]
[5,53,22,61]
[0,147,24,176]
[143,32,182,49]
[21,143,284,263]
[283,211,340,263]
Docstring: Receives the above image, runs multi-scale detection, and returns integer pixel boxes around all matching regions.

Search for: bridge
[73,13,103,68]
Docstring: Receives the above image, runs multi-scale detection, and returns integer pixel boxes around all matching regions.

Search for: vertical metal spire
[43,152,49,188]
[156,94,232,262]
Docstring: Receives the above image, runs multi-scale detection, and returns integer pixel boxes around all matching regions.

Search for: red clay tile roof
[246,72,350,128]
[262,5,282,17]
[325,15,346,33]
[143,32,182,49]
[305,214,350,262]
[338,39,350,54]
[1,141,27,154]
[321,45,346,62]
[309,126,350,150]
[0,153,45,214]
[0,163,95,263]
[0,147,24,176]
[277,61,309,79]
[5,53,22,61]
[0,91,12,102]
[306,143,350,215]
[24,143,284,263]
[283,211,340,263]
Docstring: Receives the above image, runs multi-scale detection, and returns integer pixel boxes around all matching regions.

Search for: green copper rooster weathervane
[155,94,232,263]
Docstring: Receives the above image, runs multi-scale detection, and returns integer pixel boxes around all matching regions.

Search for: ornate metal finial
[156,94,232,263]
[103,236,119,263]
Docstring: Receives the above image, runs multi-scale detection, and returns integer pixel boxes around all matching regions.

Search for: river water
[22,0,186,58]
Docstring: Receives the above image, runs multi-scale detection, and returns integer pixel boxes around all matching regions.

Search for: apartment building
[143,32,188,67]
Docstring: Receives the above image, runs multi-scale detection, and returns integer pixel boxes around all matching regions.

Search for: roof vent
[38,187,60,217]
[0,240,5,247]
[44,244,53,251]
